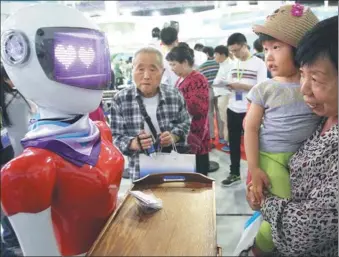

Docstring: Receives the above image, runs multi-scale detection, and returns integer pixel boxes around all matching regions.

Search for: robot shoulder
[1,147,57,216]
[93,121,113,143]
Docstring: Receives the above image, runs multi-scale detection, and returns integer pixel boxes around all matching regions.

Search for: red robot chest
[52,139,124,256]
[1,138,124,256]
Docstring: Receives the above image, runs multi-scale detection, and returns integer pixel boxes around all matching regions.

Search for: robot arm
[1,149,59,256]
[9,209,60,256]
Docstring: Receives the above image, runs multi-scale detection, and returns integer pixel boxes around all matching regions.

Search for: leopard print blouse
[261,119,338,257]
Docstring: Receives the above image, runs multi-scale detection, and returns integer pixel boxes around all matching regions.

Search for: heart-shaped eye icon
[78,47,95,68]
[55,44,77,69]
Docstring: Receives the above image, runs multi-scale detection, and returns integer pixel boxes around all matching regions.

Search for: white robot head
[1,3,111,115]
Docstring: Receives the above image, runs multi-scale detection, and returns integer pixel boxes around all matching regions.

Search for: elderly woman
[246,16,338,257]
[166,45,210,175]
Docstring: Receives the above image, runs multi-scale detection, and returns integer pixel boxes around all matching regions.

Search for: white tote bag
[139,141,196,178]
[233,211,263,256]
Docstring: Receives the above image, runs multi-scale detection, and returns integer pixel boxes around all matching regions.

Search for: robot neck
[39,107,77,120]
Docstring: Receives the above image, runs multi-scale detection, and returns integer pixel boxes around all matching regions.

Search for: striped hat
[253,4,319,47]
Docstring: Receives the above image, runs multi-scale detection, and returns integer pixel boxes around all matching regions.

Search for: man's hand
[251,168,271,205]
[246,182,261,211]
[129,130,153,151]
[159,131,178,147]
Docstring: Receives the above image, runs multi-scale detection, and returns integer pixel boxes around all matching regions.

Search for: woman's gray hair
[133,47,164,68]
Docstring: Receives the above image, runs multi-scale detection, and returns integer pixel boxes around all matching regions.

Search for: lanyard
[236,55,252,81]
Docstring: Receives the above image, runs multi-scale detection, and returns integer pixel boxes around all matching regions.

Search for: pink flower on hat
[291,3,304,17]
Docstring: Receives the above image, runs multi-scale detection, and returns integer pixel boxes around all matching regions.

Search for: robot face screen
[35,27,111,90]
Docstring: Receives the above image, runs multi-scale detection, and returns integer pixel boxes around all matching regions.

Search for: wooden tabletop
[87,173,217,256]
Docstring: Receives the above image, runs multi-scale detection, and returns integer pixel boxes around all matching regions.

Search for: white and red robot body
[1,3,124,256]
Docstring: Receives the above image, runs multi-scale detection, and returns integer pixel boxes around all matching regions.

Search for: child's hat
[253,4,319,47]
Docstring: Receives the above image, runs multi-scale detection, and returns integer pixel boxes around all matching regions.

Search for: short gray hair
[133,47,164,68]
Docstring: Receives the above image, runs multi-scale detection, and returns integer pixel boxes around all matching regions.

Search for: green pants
[255,151,293,253]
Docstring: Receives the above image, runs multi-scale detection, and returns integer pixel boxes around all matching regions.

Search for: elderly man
[110,47,191,181]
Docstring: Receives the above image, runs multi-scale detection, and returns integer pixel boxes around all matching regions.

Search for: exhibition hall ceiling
[1,1,335,19]
[117,1,215,10]
[71,1,259,16]
[116,1,217,16]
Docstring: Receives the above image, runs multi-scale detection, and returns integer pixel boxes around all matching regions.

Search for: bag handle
[159,134,177,153]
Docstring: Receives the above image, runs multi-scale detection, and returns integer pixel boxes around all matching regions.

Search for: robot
[1,3,124,256]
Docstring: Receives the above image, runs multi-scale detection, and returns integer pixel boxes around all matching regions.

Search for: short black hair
[194,43,204,51]
[296,15,338,71]
[152,27,160,39]
[160,27,178,46]
[166,45,194,67]
[178,42,189,48]
[253,38,263,53]
[214,45,229,57]
[258,33,299,67]
[202,46,214,58]
[227,33,247,46]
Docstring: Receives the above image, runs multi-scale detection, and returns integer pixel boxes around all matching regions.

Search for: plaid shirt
[110,84,191,181]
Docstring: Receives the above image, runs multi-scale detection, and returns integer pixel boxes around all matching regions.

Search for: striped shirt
[199,59,219,86]
[227,56,267,113]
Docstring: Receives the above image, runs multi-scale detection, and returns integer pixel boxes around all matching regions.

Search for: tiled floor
[118,149,254,256]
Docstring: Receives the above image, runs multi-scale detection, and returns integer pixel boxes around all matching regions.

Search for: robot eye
[1,30,30,66]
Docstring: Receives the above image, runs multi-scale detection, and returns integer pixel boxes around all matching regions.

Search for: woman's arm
[261,161,338,255]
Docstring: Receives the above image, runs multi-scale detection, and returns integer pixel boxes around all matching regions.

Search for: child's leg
[255,221,275,253]
[254,152,294,253]
[259,152,293,199]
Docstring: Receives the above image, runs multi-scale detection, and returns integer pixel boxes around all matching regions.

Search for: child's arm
[242,102,251,131]
[244,102,270,203]
[244,102,252,186]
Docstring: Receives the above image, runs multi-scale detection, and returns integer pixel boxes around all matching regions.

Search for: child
[244,4,320,255]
